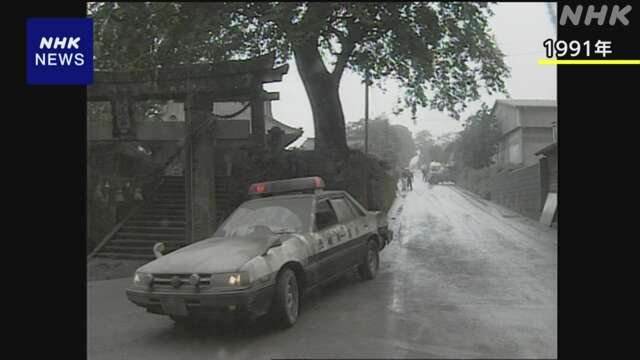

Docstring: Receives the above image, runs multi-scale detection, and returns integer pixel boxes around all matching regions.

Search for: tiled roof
[495,99,557,108]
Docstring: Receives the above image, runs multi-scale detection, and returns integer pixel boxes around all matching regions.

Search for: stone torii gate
[88,54,288,242]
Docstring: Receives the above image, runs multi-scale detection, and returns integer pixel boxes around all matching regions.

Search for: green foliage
[90,2,509,124]
[453,103,501,169]
[346,115,415,168]
[415,130,434,149]
[87,142,157,188]
[239,148,396,211]
[414,130,434,166]
[89,2,246,70]
[247,2,511,120]
[414,130,459,167]
[390,125,417,168]
[429,143,450,164]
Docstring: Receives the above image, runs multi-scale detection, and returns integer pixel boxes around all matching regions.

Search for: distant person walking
[400,174,407,192]
[403,168,413,191]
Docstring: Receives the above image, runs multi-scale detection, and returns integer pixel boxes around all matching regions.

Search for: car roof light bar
[248,176,325,196]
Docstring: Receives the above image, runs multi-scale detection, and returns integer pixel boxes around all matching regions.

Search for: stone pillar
[250,89,266,148]
[112,94,134,138]
[185,93,217,242]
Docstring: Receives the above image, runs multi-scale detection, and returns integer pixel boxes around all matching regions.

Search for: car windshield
[214,197,312,238]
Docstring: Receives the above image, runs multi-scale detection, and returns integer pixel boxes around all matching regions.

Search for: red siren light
[248,177,326,196]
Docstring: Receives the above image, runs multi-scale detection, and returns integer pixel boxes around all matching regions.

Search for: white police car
[126,177,392,328]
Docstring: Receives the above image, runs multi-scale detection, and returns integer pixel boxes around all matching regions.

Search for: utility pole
[364,70,369,156]
[364,70,371,209]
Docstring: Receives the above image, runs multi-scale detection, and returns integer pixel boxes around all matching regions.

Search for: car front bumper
[126,284,275,318]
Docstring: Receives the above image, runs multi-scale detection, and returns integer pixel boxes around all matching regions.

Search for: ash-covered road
[88,175,557,359]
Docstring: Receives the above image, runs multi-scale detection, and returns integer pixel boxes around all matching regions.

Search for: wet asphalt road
[88,178,557,359]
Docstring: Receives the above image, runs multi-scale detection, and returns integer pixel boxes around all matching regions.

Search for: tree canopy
[346,115,415,169]
[452,103,501,169]
[414,129,434,166]
[90,2,509,154]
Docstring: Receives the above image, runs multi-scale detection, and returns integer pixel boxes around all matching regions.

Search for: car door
[343,194,374,258]
[311,198,343,282]
[328,196,363,271]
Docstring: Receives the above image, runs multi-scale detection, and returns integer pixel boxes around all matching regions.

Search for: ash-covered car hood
[138,236,274,274]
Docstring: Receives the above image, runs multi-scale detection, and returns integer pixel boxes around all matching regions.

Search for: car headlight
[210,272,250,288]
[133,272,153,286]
[228,273,243,285]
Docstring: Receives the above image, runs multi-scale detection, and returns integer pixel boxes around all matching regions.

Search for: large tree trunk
[293,43,349,156]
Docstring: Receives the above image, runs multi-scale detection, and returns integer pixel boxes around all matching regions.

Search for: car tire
[358,239,379,280]
[271,268,300,328]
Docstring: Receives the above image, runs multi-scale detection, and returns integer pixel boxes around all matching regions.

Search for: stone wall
[545,151,558,193]
[457,163,542,220]
[490,164,541,220]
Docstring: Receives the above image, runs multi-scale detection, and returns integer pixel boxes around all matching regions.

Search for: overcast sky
[265,2,557,147]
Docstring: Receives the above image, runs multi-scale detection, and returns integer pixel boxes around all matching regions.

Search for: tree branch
[328,24,349,44]
[299,3,333,34]
[332,40,354,80]
[330,18,364,80]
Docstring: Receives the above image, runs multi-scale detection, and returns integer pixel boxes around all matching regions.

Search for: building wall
[520,107,557,128]
[494,104,520,134]
[498,128,523,166]
[490,164,542,220]
[522,127,554,166]
[495,106,556,167]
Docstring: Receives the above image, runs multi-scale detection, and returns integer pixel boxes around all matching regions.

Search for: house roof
[267,116,301,134]
[491,99,557,136]
[264,100,303,147]
[535,142,557,156]
[495,99,557,108]
[299,138,315,151]
[267,117,303,147]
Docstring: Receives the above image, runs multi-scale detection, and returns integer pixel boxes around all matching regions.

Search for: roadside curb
[451,186,522,219]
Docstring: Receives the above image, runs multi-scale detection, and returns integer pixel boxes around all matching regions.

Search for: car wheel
[358,239,379,280]
[271,268,300,328]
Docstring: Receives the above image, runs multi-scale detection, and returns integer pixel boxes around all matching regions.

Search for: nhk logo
[36,37,85,66]
[27,18,93,85]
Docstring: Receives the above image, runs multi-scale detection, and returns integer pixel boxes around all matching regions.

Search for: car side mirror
[262,238,283,256]
[153,242,165,259]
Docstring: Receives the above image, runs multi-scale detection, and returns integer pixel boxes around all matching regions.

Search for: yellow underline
[539,59,640,65]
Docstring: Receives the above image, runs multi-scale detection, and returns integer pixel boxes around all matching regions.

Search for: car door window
[345,196,366,217]
[329,198,356,223]
[315,199,338,231]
